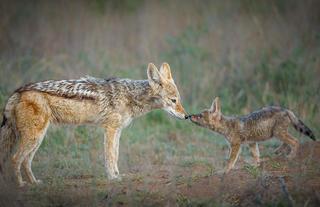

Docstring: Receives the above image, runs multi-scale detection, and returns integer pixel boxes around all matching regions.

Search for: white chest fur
[121,116,132,129]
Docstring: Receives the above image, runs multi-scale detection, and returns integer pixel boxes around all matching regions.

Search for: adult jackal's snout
[147,63,188,120]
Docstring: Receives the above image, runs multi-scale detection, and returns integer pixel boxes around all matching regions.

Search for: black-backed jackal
[188,97,315,173]
[0,63,187,186]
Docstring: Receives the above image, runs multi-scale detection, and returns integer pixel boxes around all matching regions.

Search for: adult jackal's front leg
[104,127,121,180]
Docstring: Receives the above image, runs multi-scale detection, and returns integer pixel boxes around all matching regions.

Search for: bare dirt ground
[10,142,320,207]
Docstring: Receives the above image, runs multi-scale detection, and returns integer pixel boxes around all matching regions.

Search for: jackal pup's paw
[214,169,226,176]
[250,160,261,167]
[287,151,297,159]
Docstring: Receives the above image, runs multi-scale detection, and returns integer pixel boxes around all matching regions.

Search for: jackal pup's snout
[189,113,208,126]
[188,114,202,121]
[188,97,222,129]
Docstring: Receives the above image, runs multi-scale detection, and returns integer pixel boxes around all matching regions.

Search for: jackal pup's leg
[274,143,290,155]
[274,118,299,158]
[274,127,299,158]
[104,126,122,180]
[12,95,50,186]
[276,132,299,159]
[249,143,260,165]
[225,143,241,173]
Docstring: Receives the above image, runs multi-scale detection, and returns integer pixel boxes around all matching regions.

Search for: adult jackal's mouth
[164,107,186,120]
[168,111,186,120]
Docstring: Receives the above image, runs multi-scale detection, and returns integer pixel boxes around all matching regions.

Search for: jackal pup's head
[147,63,187,120]
[188,97,222,130]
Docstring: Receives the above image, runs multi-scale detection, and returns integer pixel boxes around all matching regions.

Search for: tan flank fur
[188,97,315,173]
[0,63,187,187]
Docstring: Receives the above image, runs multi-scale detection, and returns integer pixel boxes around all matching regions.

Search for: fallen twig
[278,176,295,207]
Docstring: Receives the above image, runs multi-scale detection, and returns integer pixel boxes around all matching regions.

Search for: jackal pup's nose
[189,114,200,121]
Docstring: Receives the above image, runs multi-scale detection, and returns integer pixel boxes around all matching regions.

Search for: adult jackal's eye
[170,98,177,103]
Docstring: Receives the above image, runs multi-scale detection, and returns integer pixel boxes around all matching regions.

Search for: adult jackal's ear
[159,62,173,80]
[147,63,162,90]
[210,97,221,113]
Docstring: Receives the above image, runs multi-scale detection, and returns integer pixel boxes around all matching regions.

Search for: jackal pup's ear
[159,62,173,80]
[210,97,221,113]
[147,63,162,89]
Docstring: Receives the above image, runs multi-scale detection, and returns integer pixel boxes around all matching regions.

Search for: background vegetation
[0,0,319,206]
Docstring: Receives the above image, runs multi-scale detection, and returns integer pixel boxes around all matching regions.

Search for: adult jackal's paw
[107,172,122,181]
[34,179,43,185]
[110,175,122,181]
[18,181,28,187]
[106,163,121,181]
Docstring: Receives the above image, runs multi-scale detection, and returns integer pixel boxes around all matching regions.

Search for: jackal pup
[0,63,188,186]
[188,97,315,173]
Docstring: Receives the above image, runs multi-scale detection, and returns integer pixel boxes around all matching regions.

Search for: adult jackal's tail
[0,117,17,173]
[0,93,20,175]
[0,94,22,207]
[286,110,315,141]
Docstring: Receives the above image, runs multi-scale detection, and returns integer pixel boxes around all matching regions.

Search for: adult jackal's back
[0,63,187,187]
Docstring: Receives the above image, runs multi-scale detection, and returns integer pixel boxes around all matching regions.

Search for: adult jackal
[0,63,187,186]
[188,97,315,173]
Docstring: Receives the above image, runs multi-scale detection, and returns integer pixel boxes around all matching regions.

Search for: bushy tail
[0,119,22,207]
[0,93,23,205]
[286,110,315,141]
[0,119,17,173]
[0,93,20,175]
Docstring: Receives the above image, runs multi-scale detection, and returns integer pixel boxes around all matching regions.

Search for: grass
[244,164,261,178]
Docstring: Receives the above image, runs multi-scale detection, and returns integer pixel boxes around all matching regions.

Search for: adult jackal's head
[188,97,223,130]
[147,63,187,120]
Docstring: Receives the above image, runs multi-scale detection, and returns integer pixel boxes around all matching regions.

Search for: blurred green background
[0,0,319,205]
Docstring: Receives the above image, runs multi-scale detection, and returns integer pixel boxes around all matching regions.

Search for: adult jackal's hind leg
[12,125,48,186]
[12,95,50,186]
[22,124,48,184]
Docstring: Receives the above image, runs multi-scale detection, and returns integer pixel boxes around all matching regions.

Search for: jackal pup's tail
[286,110,315,141]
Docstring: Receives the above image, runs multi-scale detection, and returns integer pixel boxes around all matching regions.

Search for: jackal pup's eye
[170,98,177,103]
